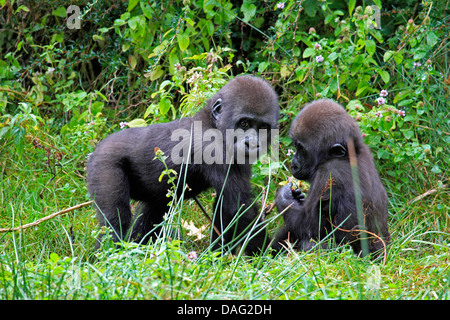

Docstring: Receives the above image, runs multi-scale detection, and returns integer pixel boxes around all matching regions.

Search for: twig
[329,221,388,267]
[407,184,449,205]
[193,196,221,237]
[0,200,93,233]
[263,202,275,215]
[414,124,450,136]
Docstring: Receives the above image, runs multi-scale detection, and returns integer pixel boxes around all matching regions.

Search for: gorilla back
[87,75,279,254]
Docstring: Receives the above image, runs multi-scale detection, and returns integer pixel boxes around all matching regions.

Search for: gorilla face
[290,140,313,181]
[210,77,279,164]
[231,118,272,164]
[288,99,353,181]
[290,139,347,181]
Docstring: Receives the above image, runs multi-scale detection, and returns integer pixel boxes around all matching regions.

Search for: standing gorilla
[87,75,279,255]
[272,99,390,257]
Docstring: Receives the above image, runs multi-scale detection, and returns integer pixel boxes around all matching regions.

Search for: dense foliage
[0,0,449,300]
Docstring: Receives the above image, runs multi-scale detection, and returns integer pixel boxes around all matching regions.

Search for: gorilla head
[210,76,278,163]
[289,99,363,180]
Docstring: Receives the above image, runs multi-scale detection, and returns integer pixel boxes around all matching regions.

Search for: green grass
[0,138,449,300]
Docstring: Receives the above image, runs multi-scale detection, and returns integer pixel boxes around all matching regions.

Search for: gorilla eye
[239,119,251,129]
[330,143,347,158]
[296,143,305,153]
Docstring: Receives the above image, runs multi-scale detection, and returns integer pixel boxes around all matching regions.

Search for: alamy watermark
[66,5,81,30]
[169,121,279,172]
[369,5,381,30]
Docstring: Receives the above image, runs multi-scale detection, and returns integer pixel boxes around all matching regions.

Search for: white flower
[376,97,385,105]
[187,251,198,261]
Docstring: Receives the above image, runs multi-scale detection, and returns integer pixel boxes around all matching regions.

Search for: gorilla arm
[271,183,306,252]
[210,167,269,255]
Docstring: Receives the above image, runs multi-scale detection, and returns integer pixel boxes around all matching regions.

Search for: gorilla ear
[211,98,223,120]
[330,143,347,158]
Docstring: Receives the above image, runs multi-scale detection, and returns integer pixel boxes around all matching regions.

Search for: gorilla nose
[245,138,259,151]
[290,162,298,171]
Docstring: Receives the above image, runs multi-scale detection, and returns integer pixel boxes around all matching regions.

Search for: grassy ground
[0,136,449,300]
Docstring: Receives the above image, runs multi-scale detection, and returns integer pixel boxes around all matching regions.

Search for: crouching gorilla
[87,75,279,255]
[272,99,390,258]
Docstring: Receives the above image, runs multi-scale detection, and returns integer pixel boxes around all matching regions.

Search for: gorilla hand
[275,183,305,215]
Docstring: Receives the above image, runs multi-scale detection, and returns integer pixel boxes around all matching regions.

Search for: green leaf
[15,5,30,13]
[366,39,376,56]
[426,31,439,47]
[128,0,139,12]
[114,19,126,27]
[91,101,104,115]
[159,98,171,115]
[328,52,338,61]
[369,29,384,43]
[383,50,393,62]
[95,90,108,102]
[393,52,403,64]
[348,0,356,15]
[372,0,382,9]
[393,91,410,104]
[49,252,60,263]
[177,32,190,51]
[401,129,414,140]
[325,14,334,25]
[355,81,369,96]
[403,115,415,122]
[150,66,164,81]
[128,16,138,30]
[141,2,153,19]
[379,70,390,83]
[377,148,390,160]
[303,48,315,58]
[52,6,66,18]
[129,55,137,70]
[258,61,269,73]
[159,80,173,91]
[351,55,364,74]
[128,119,147,128]
[280,65,289,78]
[413,50,427,60]
[431,165,442,174]
[241,1,257,23]
[206,20,214,36]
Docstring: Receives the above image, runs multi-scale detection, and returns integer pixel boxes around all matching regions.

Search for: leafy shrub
[0,0,448,193]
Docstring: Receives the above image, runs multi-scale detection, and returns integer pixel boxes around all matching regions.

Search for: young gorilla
[272,99,390,257]
[87,75,279,255]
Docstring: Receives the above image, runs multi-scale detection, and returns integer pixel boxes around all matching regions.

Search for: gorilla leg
[271,224,291,252]
[210,187,268,255]
[130,202,165,244]
[91,168,132,245]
